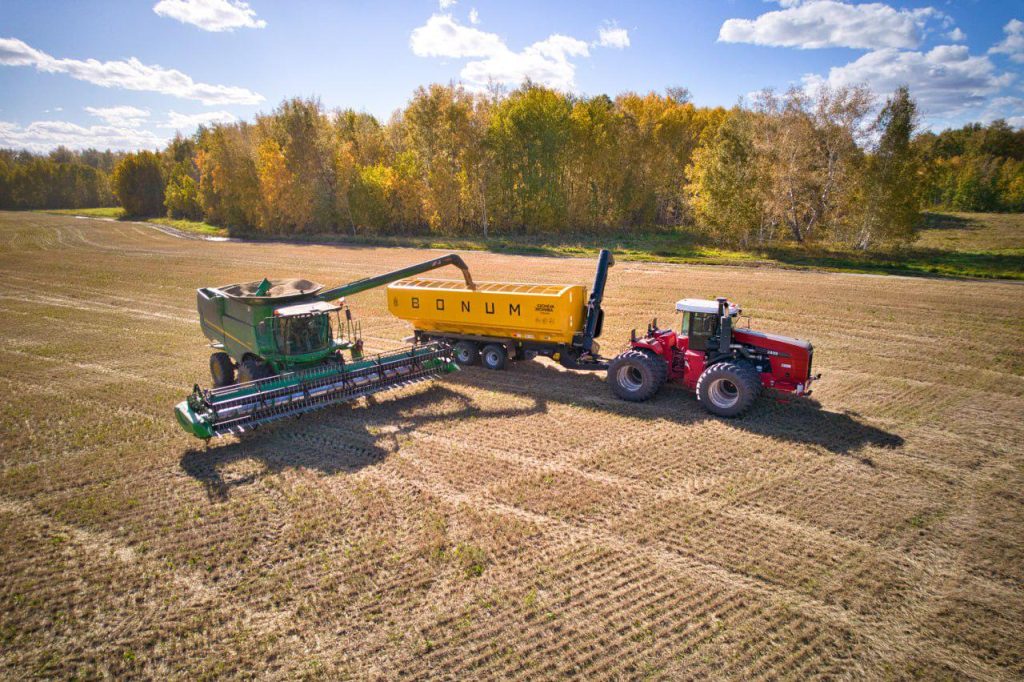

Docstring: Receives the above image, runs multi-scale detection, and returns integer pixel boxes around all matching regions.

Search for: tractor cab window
[687,312,718,351]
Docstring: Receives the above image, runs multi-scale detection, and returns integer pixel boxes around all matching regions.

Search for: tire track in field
[361,457,1003,679]
[287,416,1009,680]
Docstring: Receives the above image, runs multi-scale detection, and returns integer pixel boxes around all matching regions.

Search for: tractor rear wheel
[696,361,761,417]
[210,352,235,387]
[607,350,668,402]
[453,340,480,366]
[481,344,507,371]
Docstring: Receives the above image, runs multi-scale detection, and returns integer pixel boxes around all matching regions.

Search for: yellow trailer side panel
[387,278,587,344]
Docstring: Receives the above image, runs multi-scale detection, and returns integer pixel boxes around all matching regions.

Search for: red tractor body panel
[629,325,815,397]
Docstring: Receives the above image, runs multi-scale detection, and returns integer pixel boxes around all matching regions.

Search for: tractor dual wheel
[453,340,480,366]
[696,361,761,417]
[607,350,668,402]
[210,352,235,387]
[481,343,507,371]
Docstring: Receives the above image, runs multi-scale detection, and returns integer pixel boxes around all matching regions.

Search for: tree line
[2,82,1022,249]
[0,147,118,210]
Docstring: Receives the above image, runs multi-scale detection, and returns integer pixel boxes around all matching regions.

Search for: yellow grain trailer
[387,250,613,370]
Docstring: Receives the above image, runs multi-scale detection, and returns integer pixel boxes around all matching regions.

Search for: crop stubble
[0,211,1022,679]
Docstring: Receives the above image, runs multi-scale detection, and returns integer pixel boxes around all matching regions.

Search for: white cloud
[410,14,601,90]
[805,45,1015,122]
[0,119,166,152]
[439,0,456,8]
[159,110,236,129]
[597,23,630,49]
[410,14,504,59]
[468,8,479,25]
[976,96,1024,129]
[719,1,944,50]
[152,0,266,32]
[0,37,264,105]
[947,27,966,42]
[989,19,1024,64]
[85,105,151,127]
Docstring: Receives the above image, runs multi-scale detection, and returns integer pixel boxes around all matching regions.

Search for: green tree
[164,161,203,220]
[112,151,165,217]
[855,85,921,248]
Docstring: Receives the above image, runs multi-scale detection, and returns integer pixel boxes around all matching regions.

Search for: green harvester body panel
[176,254,476,439]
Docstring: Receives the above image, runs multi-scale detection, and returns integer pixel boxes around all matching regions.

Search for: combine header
[175,255,475,439]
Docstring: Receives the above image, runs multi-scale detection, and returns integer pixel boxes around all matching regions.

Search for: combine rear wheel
[453,341,480,366]
[481,344,507,370]
[210,352,235,387]
[607,350,668,402]
[696,362,761,417]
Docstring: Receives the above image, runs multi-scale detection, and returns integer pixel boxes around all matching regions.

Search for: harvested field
[1,210,1022,679]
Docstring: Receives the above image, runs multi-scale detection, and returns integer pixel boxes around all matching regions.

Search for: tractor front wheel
[607,350,668,402]
[210,352,235,387]
[696,362,761,417]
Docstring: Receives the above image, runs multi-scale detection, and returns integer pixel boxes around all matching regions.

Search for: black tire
[453,340,480,366]
[696,361,761,417]
[607,349,668,402]
[237,357,273,383]
[210,352,235,387]
[480,343,507,371]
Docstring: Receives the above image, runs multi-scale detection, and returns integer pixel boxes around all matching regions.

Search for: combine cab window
[273,314,332,356]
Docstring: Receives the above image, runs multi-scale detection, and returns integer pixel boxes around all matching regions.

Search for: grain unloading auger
[174,255,475,439]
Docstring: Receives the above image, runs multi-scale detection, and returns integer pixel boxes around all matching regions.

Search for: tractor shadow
[180,384,548,502]
[455,360,903,464]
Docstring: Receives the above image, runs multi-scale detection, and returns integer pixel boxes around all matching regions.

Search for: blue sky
[0,0,1021,152]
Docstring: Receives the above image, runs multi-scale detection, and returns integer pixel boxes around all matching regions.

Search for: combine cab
[608,298,819,417]
[175,255,476,439]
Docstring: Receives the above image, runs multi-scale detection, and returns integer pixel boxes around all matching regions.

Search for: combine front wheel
[696,362,761,417]
[210,352,235,387]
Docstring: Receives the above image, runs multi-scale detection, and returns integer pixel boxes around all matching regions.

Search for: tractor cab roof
[273,301,340,318]
[675,299,741,316]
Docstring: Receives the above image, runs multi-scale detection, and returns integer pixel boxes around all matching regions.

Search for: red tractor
[608,298,818,417]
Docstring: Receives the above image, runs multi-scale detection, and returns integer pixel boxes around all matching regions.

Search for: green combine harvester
[174,255,475,439]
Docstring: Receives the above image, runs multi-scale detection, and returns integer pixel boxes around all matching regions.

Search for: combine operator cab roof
[218,278,324,302]
[274,301,340,318]
[675,299,741,316]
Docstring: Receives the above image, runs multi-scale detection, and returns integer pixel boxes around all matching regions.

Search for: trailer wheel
[453,340,480,366]
[607,350,667,402]
[210,352,235,387]
[481,344,507,371]
[696,362,761,417]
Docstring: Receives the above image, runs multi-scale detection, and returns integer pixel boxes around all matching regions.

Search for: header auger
[175,255,474,439]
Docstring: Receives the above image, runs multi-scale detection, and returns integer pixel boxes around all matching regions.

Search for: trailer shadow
[180,384,548,502]
[453,361,903,464]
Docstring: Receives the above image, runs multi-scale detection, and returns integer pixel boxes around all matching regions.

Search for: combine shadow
[180,385,548,502]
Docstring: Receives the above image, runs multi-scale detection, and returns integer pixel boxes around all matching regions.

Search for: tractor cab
[675,298,740,351]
